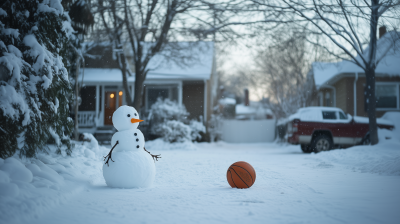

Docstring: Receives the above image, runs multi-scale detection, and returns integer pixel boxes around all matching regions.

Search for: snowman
[103,105,160,188]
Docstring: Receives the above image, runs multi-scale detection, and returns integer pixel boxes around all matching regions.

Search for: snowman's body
[102,106,155,188]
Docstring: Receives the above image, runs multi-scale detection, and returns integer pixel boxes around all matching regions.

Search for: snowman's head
[112,106,143,131]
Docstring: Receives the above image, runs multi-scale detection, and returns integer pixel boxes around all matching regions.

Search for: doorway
[104,91,116,125]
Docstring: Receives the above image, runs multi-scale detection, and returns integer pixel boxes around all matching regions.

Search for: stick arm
[104,141,119,166]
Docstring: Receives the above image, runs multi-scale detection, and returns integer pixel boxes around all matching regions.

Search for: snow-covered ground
[1,134,400,224]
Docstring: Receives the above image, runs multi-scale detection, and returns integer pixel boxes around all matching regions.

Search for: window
[318,92,323,106]
[376,84,398,109]
[339,111,347,119]
[325,92,331,107]
[322,111,336,119]
[79,86,96,111]
[146,85,178,110]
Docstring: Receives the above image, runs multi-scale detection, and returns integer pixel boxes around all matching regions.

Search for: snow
[381,112,400,136]
[0,158,33,183]
[219,97,236,105]
[0,135,105,223]
[103,106,155,188]
[312,128,400,175]
[0,8,7,17]
[112,106,141,132]
[103,151,155,188]
[353,115,394,126]
[0,84,29,122]
[23,34,53,85]
[287,106,394,125]
[159,120,192,142]
[79,42,214,83]
[37,0,64,15]
[0,28,19,39]
[145,42,214,79]
[1,133,400,223]
[236,104,256,115]
[312,62,341,88]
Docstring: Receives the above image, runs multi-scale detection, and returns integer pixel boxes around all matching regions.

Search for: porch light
[119,91,123,96]
[110,93,115,98]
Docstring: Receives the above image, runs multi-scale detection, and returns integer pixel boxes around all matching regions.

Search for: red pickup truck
[285,107,394,153]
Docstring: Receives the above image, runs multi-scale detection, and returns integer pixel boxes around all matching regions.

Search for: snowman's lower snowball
[103,151,155,188]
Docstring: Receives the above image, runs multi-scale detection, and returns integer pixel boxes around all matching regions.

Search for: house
[309,29,400,117]
[77,41,217,138]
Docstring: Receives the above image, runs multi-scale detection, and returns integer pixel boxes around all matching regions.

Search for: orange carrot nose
[131,118,143,123]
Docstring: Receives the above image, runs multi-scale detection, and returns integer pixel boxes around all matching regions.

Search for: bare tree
[249,0,400,145]
[252,28,318,118]
[96,0,205,111]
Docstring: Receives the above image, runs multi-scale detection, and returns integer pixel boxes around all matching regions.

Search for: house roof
[312,31,400,88]
[79,41,214,83]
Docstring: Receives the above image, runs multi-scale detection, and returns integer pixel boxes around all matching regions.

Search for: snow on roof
[80,67,212,83]
[80,69,134,83]
[312,62,342,88]
[79,41,214,83]
[313,31,400,88]
[142,42,214,79]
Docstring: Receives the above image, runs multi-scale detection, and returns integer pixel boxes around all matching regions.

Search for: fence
[78,111,96,127]
[220,119,276,143]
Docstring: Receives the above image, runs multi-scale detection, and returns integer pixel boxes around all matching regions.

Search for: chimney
[244,88,249,106]
[379,26,386,39]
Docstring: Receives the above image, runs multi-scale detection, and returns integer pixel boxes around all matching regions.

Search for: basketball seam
[231,164,254,184]
[228,169,238,188]
[230,167,250,188]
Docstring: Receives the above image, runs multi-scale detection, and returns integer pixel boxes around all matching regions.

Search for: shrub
[149,98,205,143]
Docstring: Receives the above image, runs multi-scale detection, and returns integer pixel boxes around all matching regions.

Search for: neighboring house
[308,30,400,117]
[77,41,217,136]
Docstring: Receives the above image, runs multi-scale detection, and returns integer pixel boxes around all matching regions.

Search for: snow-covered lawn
[1,137,400,224]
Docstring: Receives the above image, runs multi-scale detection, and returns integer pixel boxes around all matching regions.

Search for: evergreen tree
[0,0,73,158]
[62,0,94,141]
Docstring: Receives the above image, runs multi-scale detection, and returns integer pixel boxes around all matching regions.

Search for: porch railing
[78,111,96,127]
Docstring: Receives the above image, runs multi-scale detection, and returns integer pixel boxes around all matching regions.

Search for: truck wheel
[301,144,312,153]
[311,135,332,153]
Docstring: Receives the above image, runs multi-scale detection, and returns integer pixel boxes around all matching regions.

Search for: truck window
[339,112,347,119]
[322,111,337,119]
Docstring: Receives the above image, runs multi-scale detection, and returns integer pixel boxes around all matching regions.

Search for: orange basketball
[227,161,256,189]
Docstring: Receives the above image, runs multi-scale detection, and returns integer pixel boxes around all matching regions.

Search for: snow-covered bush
[150,98,189,122]
[149,98,205,142]
[157,120,192,143]
[189,119,206,141]
[0,0,73,158]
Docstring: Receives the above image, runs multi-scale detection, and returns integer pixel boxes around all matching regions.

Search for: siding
[334,78,349,114]
[356,76,366,117]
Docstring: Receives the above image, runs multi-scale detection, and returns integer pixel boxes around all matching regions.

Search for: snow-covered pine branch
[0,0,73,158]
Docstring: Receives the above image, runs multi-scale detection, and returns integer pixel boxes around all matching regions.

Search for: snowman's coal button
[136,145,139,148]
[136,138,139,142]
[134,133,137,136]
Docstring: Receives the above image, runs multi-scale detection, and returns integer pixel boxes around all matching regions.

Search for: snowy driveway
[29,142,400,224]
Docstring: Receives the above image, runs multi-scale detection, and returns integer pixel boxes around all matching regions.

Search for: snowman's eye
[127,114,131,117]
[134,113,137,116]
